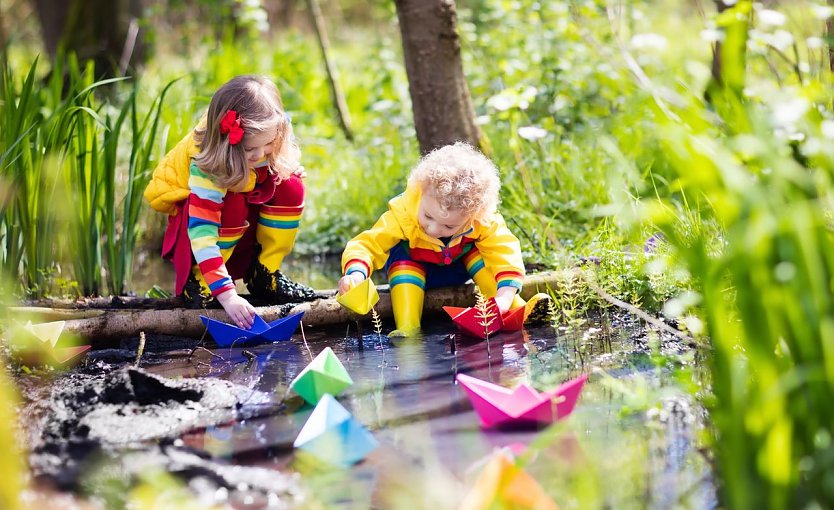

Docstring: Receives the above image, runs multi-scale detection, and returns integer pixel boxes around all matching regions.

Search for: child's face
[242,126,278,165]
[418,192,470,239]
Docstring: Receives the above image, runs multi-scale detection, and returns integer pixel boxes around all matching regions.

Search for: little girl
[145,75,315,329]
[338,142,549,336]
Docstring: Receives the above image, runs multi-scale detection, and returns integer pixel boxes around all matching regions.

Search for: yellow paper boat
[459,449,559,510]
[22,320,66,348]
[336,278,379,315]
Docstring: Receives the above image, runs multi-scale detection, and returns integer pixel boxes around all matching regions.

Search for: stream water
[16,311,716,509]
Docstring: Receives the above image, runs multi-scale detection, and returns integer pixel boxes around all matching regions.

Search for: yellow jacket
[144,130,259,215]
[341,183,525,289]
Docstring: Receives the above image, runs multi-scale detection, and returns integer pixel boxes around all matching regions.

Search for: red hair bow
[219,109,244,145]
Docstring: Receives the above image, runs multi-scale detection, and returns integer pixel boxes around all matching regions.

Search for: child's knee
[271,174,305,206]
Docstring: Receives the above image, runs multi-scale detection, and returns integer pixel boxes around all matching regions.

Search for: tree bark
[31,0,144,77]
[828,0,834,73]
[710,0,730,87]
[11,271,566,342]
[394,0,481,155]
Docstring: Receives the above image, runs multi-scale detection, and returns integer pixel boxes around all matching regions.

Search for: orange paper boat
[459,449,559,510]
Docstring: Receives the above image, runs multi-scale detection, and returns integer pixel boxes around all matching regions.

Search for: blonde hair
[193,75,300,190]
[408,142,501,222]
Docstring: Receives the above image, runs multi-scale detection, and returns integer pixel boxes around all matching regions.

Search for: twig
[134,331,145,366]
[299,320,313,361]
[575,268,695,344]
[305,0,354,141]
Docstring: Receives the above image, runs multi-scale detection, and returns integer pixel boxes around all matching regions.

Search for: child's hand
[292,165,307,179]
[338,273,366,295]
[216,290,256,329]
[494,287,517,314]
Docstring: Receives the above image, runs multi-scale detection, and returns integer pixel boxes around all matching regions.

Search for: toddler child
[145,75,315,329]
[338,142,548,336]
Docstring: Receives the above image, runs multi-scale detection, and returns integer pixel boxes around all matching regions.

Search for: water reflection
[147,315,715,509]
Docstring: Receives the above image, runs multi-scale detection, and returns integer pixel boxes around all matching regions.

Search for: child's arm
[339,210,405,294]
[187,162,255,328]
[475,214,525,313]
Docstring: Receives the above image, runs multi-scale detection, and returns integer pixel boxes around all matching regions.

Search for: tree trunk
[710,0,730,87]
[394,0,481,155]
[828,0,834,73]
[31,0,144,77]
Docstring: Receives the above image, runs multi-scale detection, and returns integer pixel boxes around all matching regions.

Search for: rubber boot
[246,204,315,303]
[388,260,426,337]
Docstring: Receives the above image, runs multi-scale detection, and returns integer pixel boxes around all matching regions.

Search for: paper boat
[290,346,353,405]
[459,449,558,510]
[293,394,378,466]
[16,321,91,365]
[456,373,587,429]
[502,306,525,331]
[336,277,379,315]
[442,298,504,339]
[200,311,304,347]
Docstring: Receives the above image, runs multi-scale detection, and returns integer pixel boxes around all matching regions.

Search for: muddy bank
[22,358,304,506]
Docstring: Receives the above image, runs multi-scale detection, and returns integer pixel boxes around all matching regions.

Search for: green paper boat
[290,347,353,404]
[336,277,379,315]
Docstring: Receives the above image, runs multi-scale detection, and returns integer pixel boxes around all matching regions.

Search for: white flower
[552,95,569,112]
[821,120,834,139]
[700,28,723,43]
[487,94,513,112]
[757,9,786,28]
[475,115,491,126]
[630,33,668,50]
[517,126,548,141]
[768,30,795,52]
[772,97,809,126]
[812,4,834,20]
[807,36,824,50]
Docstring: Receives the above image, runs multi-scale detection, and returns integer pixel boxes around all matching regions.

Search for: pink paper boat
[442,298,503,339]
[456,373,588,429]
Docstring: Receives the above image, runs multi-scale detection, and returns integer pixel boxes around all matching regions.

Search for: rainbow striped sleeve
[495,270,524,291]
[343,258,370,279]
[187,162,234,296]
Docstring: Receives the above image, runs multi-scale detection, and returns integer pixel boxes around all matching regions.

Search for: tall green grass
[0,57,172,297]
[637,1,834,507]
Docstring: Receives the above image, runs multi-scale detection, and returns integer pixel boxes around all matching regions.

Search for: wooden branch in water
[9,271,566,342]
[574,268,695,345]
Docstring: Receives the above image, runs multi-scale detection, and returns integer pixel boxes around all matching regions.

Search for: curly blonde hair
[408,142,501,222]
[193,75,300,190]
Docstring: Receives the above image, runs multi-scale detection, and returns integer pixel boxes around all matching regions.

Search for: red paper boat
[200,312,304,347]
[456,373,588,429]
[443,298,504,338]
[51,345,92,364]
[500,306,525,331]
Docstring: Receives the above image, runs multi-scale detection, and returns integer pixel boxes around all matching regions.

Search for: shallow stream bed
[16,312,716,509]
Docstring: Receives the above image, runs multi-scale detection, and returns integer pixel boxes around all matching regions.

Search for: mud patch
[26,365,303,505]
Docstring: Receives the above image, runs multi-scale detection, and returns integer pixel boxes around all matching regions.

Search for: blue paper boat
[200,311,304,347]
[293,394,378,466]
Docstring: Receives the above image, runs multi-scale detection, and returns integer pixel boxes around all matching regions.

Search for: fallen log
[8,271,565,341]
